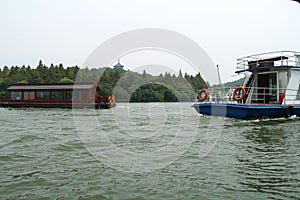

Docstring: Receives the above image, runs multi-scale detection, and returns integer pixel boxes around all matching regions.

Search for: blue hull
[192,103,300,119]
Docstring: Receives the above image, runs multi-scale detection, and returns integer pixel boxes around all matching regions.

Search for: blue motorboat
[192,51,300,119]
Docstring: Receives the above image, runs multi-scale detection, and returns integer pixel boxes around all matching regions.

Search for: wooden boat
[192,51,300,119]
[0,82,116,109]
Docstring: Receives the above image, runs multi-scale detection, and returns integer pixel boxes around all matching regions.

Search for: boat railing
[236,50,300,70]
[197,86,300,105]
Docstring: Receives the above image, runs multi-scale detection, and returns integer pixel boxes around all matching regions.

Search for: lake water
[0,103,299,200]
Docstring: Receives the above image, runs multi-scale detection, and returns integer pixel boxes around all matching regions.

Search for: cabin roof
[7,83,98,91]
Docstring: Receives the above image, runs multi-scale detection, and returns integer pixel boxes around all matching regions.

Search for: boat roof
[7,83,98,91]
[236,50,300,73]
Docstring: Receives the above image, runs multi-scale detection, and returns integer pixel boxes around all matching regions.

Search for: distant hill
[223,77,245,88]
[211,77,245,89]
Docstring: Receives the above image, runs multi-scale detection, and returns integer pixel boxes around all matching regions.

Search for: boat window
[296,83,300,100]
[278,71,288,94]
[269,73,277,94]
[23,91,35,100]
[73,91,80,100]
[66,91,72,100]
[36,91,50,100]
[10,91,22,100]
[51,91,65,100]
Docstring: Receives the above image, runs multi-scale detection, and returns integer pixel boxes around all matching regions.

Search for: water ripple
[0,104,299,199]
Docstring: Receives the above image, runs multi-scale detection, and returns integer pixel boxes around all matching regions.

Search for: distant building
[113,59,124,71]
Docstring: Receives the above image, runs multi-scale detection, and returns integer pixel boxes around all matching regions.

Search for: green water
[0,103,299,199]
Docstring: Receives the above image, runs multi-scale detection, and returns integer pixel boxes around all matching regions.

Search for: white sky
[0,0,299,83]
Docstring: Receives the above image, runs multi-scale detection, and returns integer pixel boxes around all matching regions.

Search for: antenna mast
[216,65,222,85]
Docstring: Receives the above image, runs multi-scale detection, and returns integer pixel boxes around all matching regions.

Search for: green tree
[178,69,183,79]
[2,66,9,79]
[29,70,43,83]
[60,77,74,83]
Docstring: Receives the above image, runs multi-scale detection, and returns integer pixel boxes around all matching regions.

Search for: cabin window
[23,91,35,100]
[10,91,22,100]
[269,73,277,102]
[66,91,72,100]
[73,91,80,100]
[51,91,65,100]
[65,91,81,100]
[296,83,300,100]
[36,91,50,100]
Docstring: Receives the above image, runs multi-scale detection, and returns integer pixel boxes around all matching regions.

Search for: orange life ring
[233,86,246,101]
[197,89,209,102]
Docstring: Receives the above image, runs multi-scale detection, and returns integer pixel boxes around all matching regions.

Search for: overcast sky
[0,0,299,82]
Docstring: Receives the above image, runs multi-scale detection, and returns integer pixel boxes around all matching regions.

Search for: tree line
[0,60,207,102]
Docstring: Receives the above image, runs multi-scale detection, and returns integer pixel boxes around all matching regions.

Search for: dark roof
[113,62,124,69]
[7,83,97,91]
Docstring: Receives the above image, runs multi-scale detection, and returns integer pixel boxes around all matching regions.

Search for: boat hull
[0,102,115,109]
[192,103,299,119]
